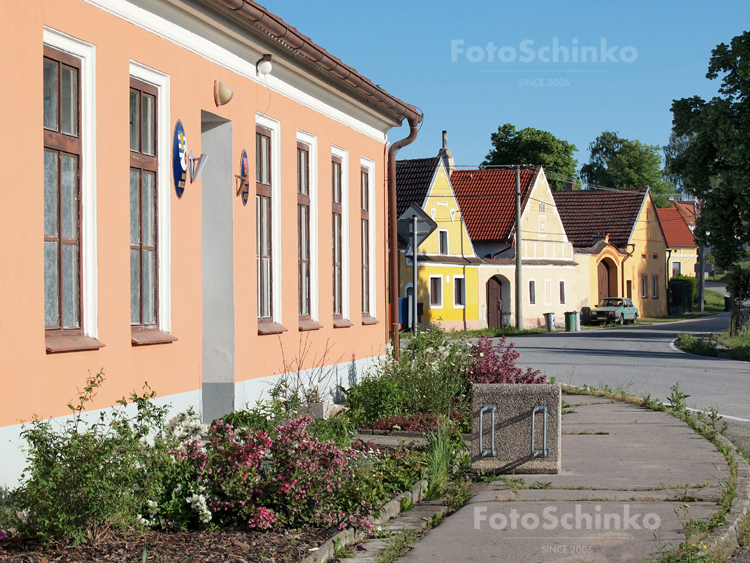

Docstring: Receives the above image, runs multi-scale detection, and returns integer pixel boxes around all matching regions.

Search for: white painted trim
[130,61,171,333]
[544,279,552,306]
[43,27,98,338]
[429,275,443,309]
[361,157,377,319]
[453,274,466,309]
[331,145,350,320]
[81,0,391,142]
[538,214,547,238]
[298,130,319,322]
[257,113,282,323]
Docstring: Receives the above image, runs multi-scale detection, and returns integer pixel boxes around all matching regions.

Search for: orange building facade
[0,0,419,486]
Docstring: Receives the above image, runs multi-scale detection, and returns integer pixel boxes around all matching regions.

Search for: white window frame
[439,229,449,254]
[43,27,98,338]
[544,279,552,306]
[298,130,319,322]
[331,145,350,320]
[429,275,443,309]
[453,275,466,309]
[641,275,647,299]
[672,261,682,277]
[529,279,536,305]
[257,113,282,323]
[360,157,376,319]
[652,275,659,299]
[559,280,566,305]
[130,60,171,333]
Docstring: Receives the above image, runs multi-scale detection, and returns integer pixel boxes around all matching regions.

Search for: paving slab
[397,397,730,562]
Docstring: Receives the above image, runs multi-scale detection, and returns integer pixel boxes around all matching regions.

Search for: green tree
[482,124,578,190]
[580,131,674,207]
[668,30,750,269]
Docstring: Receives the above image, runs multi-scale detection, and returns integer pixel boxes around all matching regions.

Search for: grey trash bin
[544,312,555,332]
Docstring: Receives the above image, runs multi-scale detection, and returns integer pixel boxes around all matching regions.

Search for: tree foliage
[667,30,750,268]
[482,124,578,190]
[580,131,674,207]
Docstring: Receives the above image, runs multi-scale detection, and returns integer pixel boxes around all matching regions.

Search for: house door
[598,261,609,303]
[487,277,502,328]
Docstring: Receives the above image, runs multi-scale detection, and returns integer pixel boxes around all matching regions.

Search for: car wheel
[618,314,625,325]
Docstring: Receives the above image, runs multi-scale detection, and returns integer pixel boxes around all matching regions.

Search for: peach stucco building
[0,0,420,485]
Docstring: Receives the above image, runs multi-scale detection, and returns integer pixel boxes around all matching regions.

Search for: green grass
[449,326,546,338]
[676,333,718,357]
[717,328,750,362]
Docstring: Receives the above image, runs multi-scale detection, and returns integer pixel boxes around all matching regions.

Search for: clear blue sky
[266,1,749,171]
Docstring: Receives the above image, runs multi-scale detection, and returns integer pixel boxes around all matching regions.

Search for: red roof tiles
[451,168,539,241]
[657,207,696,248]
[552,189,646,248]
[671,200,697,228]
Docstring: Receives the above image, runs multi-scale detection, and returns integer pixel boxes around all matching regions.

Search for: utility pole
[515,165,523,329]
[697,245,705,312]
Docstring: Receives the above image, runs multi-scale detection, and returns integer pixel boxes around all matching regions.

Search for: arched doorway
[597,261,609,303]
[487,275,511,327]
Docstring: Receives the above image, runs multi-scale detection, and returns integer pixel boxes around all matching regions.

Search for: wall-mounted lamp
[188,151,208,183]
[256,54,273,77]
[214,81,234,106]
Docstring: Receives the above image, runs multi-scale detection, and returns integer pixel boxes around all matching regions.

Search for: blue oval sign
[172,120,188,198]
[240,150,250,206]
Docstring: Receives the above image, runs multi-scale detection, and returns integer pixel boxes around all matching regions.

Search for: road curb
[706,433,750,560]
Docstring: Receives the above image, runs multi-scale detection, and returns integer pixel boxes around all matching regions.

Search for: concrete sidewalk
[399,393,731,563]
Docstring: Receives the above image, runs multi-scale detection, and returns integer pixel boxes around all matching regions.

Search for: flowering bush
[467,337,545,384]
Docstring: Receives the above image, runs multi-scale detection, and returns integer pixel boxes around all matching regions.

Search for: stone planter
[471,383,561,474]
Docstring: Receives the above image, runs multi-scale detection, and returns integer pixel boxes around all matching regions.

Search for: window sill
[131,327,178,346]
[46,334,105,354]
[361,315,379,326]
[333,318,353,329]
[258,321,288,335]
[299,319,323,332]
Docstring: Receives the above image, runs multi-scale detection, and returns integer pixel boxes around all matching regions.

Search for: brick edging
[301,479,429,563]
[706,433,750,560]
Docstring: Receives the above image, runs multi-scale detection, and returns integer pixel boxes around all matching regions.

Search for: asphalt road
[509,313,750,420]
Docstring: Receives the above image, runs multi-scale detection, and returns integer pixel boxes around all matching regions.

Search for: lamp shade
[214,81,234,106]
[257,60,273,76]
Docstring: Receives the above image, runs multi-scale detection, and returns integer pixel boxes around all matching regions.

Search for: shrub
[343,372,403,425]
[671,275,697,304]
[676,333,718,357]
[467,337,546,384]
[10,371,171,545]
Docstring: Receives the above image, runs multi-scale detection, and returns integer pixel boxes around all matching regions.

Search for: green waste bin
[564,311,577,332]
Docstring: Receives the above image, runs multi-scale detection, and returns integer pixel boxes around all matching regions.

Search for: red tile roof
[657,207,696,248]
[451,168,539,241]
[552,189,646,248]
[671,200,697,228]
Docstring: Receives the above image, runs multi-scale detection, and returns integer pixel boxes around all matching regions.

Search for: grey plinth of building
[471,383,561,474]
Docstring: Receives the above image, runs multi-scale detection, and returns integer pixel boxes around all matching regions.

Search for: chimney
[438,130,455,177]
[564,177,577,191]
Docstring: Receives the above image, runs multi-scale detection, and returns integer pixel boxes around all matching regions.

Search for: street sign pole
[413,215,418,334]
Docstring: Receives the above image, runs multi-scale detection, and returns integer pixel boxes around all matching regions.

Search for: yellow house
[657,207,698,278]
[553,188,669,319]
[396,153,481,330]
[452,167,579,329]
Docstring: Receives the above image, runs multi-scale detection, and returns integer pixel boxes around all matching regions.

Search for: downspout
[621,244,636,298]
[666,248,672,311]
[388,116,421,356]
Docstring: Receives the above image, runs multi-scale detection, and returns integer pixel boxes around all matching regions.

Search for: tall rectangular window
[430,276,442,307]
[672,262,682,277]
[130,78,158,327]
[652,275,659,299]
[256,126,272,319]
[439,230,449,254]
[559,281,566,304]
[641,276,647,299]
[529,280,536,305]
[44,47,82,333]
[454,276,466,308]
[297,143,310,318]
[361,167,370,316]
[332,157,343,317]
